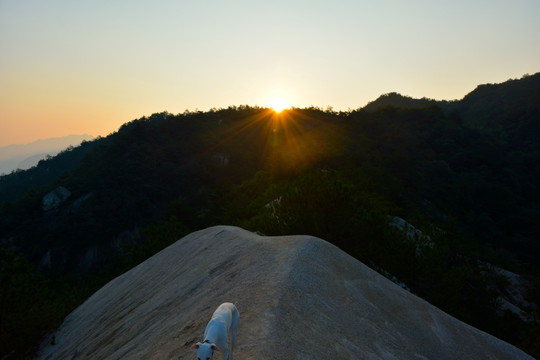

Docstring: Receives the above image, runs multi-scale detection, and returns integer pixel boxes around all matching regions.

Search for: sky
[1,0,539,146]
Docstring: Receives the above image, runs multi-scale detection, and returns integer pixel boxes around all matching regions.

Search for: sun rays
[195,103,338,181]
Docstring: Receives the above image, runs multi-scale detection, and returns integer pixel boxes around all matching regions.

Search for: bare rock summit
[37,226,533,360]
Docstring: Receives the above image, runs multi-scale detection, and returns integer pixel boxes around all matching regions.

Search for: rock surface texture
[37,226,533,360]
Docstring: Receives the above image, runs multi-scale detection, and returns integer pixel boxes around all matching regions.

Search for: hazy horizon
[0,133,94,174]
[2,0,539,146]
[0,133,95,148]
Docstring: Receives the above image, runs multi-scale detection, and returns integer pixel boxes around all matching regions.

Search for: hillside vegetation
[1,73,539,358]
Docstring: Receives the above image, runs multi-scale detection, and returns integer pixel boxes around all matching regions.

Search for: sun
[269,96,291,113]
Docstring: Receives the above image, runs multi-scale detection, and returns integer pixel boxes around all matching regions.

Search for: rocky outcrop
[41,186,71,211]
[37,226,533,360]
[481,263,537,322]
[389,216,429,241]
[389,216,434,256]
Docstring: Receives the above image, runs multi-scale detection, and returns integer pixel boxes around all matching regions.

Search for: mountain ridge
[37,226,533,360]
[1,73,539,358]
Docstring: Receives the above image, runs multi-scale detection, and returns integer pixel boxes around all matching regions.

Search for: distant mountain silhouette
[362,92,449,112]
[459,73,540,125]
[0,134,94,175]
[14,153,53,170]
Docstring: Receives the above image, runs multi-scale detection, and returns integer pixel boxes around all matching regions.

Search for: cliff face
[37,226,532,360]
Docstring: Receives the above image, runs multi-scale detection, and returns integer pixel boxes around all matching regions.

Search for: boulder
[41,186,71,211]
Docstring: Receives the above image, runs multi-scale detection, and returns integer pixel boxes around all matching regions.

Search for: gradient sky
[1,0,539,146]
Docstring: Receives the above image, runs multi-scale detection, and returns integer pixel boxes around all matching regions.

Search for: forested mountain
[362,91,450,112]
[1,73,539,358]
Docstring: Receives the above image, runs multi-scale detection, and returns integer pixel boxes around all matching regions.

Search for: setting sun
[269,96,291,113]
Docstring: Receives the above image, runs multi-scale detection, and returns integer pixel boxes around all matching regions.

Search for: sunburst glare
[269,96,291,113]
